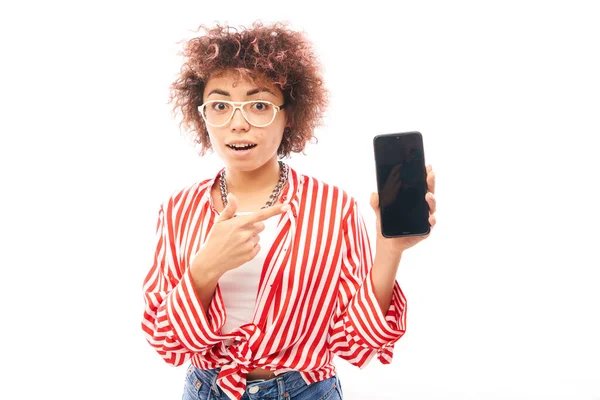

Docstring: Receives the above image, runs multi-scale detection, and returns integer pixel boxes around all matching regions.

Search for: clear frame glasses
[198,100,286,128]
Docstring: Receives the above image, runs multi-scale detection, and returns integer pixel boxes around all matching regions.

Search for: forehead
[204,69,281,95]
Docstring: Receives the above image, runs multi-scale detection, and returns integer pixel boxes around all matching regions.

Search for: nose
[229,106,250,132]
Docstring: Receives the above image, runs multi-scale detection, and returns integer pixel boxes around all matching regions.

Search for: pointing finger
[245,204,291,224]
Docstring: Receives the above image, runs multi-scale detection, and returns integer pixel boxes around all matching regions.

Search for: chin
[224,157,269,170]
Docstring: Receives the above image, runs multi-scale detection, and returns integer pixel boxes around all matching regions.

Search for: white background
[1,0,599,399]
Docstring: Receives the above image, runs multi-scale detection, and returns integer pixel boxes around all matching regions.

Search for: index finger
[245,204,291,224]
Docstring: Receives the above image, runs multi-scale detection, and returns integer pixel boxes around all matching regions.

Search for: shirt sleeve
[328,200,407,367]
[141,202,224,366]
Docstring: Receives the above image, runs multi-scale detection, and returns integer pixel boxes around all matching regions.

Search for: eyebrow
[206,88,276,97]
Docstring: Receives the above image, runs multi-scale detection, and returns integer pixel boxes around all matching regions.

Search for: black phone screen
[373,132,430,237]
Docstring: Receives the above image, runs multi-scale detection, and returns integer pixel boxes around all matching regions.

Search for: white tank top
[217,211,280,334]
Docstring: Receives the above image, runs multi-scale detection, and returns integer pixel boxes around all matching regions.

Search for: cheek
[206,129,223,145]
[206,131,227,154]
[257,131,283,147]
[269,122,286,147]
[270,133,284,148]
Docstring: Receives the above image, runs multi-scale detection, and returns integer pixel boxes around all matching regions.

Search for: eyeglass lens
[202,101,276,126]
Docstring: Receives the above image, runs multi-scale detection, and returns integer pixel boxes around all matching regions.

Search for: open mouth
[227,144,257,151]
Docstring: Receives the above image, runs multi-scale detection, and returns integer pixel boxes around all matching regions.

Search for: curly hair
[169,21,329,157]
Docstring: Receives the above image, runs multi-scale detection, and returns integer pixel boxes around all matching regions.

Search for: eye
[211,102,230,112]
[251,101,272,112]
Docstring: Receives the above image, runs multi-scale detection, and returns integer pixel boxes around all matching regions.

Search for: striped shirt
[141,164,407,400]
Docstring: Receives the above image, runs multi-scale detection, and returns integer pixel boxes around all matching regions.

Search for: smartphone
[373,131,430,238]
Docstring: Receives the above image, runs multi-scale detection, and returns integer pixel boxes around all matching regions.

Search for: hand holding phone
[373,131,430,238]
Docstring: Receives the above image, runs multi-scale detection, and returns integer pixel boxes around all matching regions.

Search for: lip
[226,144,257,158]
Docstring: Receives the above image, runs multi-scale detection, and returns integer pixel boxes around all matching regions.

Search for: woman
[141,21,437,400]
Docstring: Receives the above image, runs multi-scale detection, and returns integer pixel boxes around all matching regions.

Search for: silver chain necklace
[220,161,289,209]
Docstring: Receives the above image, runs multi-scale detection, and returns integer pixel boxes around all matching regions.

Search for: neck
[224,158,282,194]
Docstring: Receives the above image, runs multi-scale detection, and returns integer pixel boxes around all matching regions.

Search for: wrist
[375,239,405,258]
[189,255,222,288]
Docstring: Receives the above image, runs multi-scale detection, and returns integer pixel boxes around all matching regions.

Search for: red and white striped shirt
[141,164,407,400]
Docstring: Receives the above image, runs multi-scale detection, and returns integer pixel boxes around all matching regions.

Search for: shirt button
[248,386,260,394]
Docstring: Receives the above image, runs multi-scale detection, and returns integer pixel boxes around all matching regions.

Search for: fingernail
[282,205,291,212]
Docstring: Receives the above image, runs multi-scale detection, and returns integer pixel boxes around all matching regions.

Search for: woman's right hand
[190,193,290,279]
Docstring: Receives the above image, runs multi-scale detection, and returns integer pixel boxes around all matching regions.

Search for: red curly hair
[169,21,329,157]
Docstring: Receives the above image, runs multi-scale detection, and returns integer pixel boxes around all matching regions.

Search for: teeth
[228,143,256,149]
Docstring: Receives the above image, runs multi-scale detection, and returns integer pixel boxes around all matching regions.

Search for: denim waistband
[189,365,339,399]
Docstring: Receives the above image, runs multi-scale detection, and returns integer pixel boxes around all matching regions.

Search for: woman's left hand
[370,165,437,254]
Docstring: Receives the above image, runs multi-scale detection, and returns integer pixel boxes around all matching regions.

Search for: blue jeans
[182,365,344,400]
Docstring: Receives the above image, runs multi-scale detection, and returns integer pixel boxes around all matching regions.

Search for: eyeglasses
[198,100,286,128]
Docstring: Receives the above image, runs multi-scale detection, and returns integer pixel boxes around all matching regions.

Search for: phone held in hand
[373,131,430,238]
